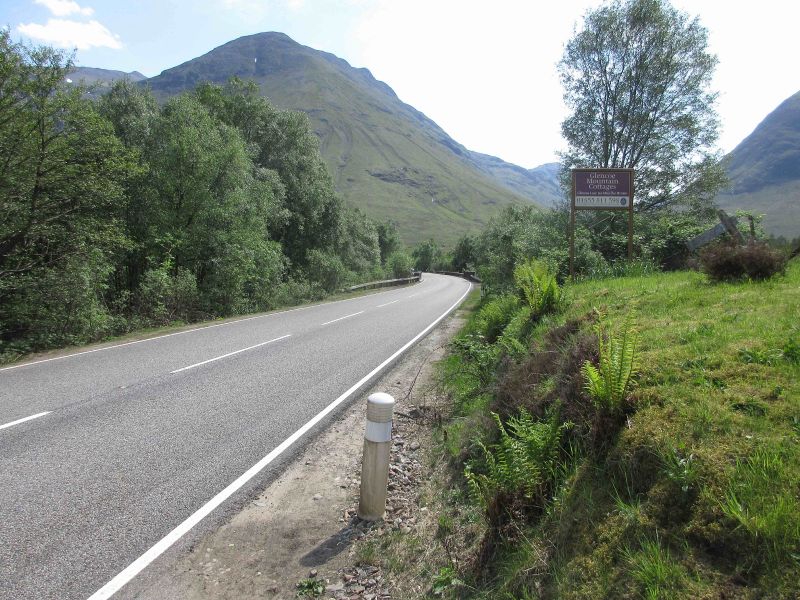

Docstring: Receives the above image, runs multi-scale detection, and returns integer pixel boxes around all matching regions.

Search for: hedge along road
[0,273,471,600]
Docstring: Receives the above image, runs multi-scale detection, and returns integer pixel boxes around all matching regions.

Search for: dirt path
[123,305,466,599]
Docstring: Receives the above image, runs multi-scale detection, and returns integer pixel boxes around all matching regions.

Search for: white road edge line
[0,411,51,431]
[0,279,427,373]
[171,335,292,374]
[321,311,364,326]
[376,300,399,308]
[85,280,471,600]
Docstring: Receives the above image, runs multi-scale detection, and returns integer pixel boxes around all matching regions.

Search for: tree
[559,0,726,212]
[412,239,442,272]
[0,32,130,284]
[195,79,340,268]
[451,234,477,272]
[376,221,401,266]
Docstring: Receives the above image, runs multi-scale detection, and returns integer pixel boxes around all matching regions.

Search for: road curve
[0,273,471,600]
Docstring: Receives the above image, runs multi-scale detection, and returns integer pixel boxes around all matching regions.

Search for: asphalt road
[0,273,471,600]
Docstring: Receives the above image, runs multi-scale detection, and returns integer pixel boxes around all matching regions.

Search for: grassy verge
[391,259,799,598]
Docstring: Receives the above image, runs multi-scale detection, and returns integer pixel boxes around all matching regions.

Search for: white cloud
[34,0,94,17]
[18,18,122,50]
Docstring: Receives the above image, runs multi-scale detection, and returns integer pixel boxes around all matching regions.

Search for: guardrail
[433,270,482,283]
[345,273,422,292]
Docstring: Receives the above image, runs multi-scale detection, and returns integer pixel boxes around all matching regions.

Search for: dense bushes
[0,35,396,360]
[700,240,787,281]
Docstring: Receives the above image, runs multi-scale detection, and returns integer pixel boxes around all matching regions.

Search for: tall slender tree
[559,0,725,212]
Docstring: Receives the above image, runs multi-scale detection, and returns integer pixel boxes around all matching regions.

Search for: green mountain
[138,32,554,246]
[717,90,800,239]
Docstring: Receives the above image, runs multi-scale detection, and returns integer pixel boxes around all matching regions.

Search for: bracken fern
[582,316,640,411]
[465,406,571,509]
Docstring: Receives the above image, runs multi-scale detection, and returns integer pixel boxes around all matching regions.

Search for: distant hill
[717,90,800,239]
[142,32,555,245]
[68,67,146,86]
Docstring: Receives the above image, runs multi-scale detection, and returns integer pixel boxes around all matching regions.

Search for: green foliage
[451,234,477,272]
[136,262,199,325]
[0,32,131,284]
[295,577,325,597]
[465,407,570,510]
[513,259,561,318]
[473,294,520,345]
[2,250,114,351]
[475,205,607,288]
[385,251,414,279]
[449,333,499,388]
[432,566,463,595]
[412,239,443,272]
[782,338,800,365]
[304,249,351,293]
[376,221,401,265]
[0,42,389,358]
[582,317,640,411]
[661,446,699,494]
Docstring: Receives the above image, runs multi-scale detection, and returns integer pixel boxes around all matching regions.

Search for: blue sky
[3,0,799,169]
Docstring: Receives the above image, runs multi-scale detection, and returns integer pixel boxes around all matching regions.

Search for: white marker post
[358,392,395,521]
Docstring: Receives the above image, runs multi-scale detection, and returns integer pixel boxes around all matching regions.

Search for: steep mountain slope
[717,90,800,238]
[144,32,551,245]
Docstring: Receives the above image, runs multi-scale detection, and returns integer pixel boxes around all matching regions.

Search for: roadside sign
[573,170,632,209]
[570,168,634,278]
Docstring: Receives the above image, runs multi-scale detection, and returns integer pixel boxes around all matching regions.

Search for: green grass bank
[422,259,799,598]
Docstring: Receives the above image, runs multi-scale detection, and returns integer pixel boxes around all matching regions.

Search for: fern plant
[465,406,571,509]
[513,259,561,318]
[582,317,640,411]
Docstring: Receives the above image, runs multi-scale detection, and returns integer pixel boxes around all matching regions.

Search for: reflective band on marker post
[365,420,392,443]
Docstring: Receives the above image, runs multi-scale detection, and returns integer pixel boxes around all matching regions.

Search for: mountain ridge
[716,89,800,238]
[76,32,563,245]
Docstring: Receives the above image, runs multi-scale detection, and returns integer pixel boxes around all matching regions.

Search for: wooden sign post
[570,168,634,279]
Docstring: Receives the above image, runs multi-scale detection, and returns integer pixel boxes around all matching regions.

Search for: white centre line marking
[85,280,471,600]
[376,300,399,308]
[171,335,291,374]
[321,311,364,326]
[0,411,51,431]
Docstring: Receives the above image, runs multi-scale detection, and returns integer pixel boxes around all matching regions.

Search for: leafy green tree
[451,234,477,271]
[139,94,285,314]
[386,251,414,279]
[0,32,130,283]
[376,221,401,265]
[412,239,442,272]
[195,79,339,268]
[334,207,381,277]
[559,0,725,212]
[0,33,133,354]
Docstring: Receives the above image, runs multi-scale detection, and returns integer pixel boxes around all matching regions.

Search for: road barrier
[358,392,395,521]
[433,270,481,283]
[345,273,421,293]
